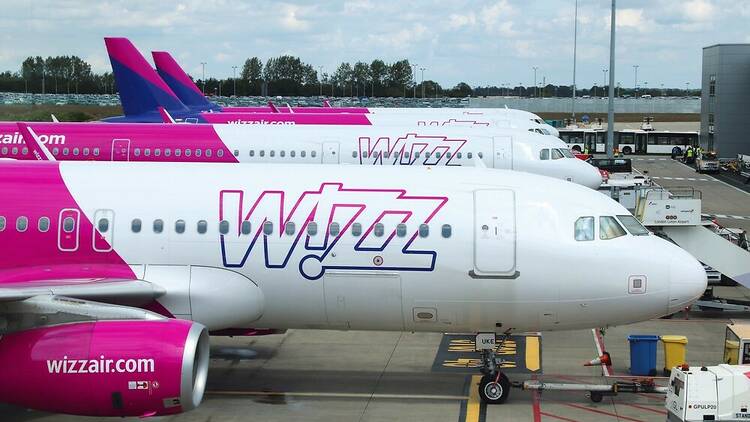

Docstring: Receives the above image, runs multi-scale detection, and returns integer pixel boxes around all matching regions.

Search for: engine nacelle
[0,319,209,417]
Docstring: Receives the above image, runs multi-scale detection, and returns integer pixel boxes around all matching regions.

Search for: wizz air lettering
[0,132,65,145]
[358,134,466,166]
[219,183,448,280]
[417,119,491,127]
[227,120,295,125]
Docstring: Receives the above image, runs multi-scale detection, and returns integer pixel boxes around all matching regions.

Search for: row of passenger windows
[0,216,453,239]
[539,148,575,160]
[234,149,317,158]
[351,151,483,160]
[574,215,649,241]
[131,148,224,158]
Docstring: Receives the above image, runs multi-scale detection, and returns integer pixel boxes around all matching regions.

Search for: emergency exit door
[493,137,513,169]
[322,142,340,164]
[112,139,130,161]
[473,190,516,276]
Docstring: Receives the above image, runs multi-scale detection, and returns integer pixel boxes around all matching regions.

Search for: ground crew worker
[686,146,694,164]
[584,145,590,155]
[739,230,749,250]
[671,146,680,159]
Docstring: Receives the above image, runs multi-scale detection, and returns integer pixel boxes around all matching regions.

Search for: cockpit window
[541,129,551,135]
[535,129,544,134]
[574,216,594,241]
[600,216,626,240]
[561,149,575,158]
[540,149,550,160]
[551,149,565,160]
[617,215,650,236]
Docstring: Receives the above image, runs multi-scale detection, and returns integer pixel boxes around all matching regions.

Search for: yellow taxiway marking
[207,390,468,401]
[466,375,482,422]
[526,336,541,372]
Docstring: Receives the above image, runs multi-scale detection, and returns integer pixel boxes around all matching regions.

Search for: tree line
[0,54,699,98]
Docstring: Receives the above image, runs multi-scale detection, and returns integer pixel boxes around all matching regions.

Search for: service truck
[666,364,750,421]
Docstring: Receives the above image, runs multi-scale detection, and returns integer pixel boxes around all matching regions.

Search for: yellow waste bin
[661,335,688,376]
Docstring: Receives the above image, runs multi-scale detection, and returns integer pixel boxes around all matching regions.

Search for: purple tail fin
[105,37,188,116]
[152,51,219,111]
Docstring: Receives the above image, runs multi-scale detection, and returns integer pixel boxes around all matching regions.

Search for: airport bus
[559,129,699,155]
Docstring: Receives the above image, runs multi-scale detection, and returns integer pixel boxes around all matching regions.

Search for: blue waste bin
[627,334,659,376]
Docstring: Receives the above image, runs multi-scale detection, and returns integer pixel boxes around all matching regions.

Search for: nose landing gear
[475,330,513,404]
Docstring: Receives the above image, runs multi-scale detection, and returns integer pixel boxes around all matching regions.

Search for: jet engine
[0,319,209,417]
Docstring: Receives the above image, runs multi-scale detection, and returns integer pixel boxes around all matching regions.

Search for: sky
[0,0,748,89]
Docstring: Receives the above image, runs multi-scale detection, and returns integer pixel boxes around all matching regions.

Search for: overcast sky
[0,0,747,88]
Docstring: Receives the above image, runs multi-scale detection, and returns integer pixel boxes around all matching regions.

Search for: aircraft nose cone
[578,162,604,189]
[668,253,708,314]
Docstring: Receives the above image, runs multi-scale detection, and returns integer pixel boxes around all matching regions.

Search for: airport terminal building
[701,44,750,158]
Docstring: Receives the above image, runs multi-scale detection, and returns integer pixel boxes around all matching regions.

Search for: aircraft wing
[0,279,167,334]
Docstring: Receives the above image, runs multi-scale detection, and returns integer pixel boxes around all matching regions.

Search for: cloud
[279,4,311,31]
[448,13,476,29]
[681,0,715,22]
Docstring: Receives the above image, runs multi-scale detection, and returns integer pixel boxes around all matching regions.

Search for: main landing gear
[475,331,512,404]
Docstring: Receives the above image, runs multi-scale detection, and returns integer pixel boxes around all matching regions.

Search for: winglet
[268,101,279,113]
[17,123,56,161]
[323,100,331,108]
[51,114,59,123]
[157,106,176,123]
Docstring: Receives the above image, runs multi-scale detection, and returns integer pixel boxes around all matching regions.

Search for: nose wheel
[479,372,511,404]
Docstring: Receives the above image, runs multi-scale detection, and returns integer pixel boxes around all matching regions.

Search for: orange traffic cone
[584,351,611,366]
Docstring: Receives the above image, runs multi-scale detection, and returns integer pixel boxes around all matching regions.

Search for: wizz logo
[358,133,467,166]
[219,183,448,280]
[417,119,491,127]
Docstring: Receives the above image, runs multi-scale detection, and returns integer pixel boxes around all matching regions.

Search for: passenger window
[83,148,90,156]
[307,222,318,236]
[93,147,100,156]
[1,147,7,155]
[205,149,212,158]
[263,221,273,235]
[435,152,441,159]
[290,150,296,158]
[446,152,452,159]
[175,149,182,157]
[457,152,462,159]
[617,215,650,236]
[38,217,50,232]
[352,151,357,158]
[329,222,340,236]
[21,147,28,155]
[197,220,207,234]
[144,148,151,157]
[374,223,385,237]
[219,220,229,234]
[467,152,473,159]
[574,216,594,241]
[131,218,142,233]
[134,148,140,157]
[185,149,192,157]
[280,150,285,158]
[0,216,5,231]
[396,223,407,237]
[195,149,202,158]
[154,148,161,157]
[301,151,306,158]
[362,152,369,159]
[404,152,410,159]
[250,150,255,157]
[425,152,431,158]
[270,150,275,157]
[260,150,265,157]
[16,216,28,232]
[98,218,109,233]
[352,222,362,236]
[63,217,75,233]
[600,216,626,240]
[12,147,18,155]
[478,152,484,159]
[175,219,185,234]
[52,147,59,155]
[241,221,252,235]
[217,149,224,158]
[63,147,69,156]
[441,224,452,238]
[285,222,295,235]
[165,148,171,157]
[311,150,317,158]
[540,149,550,160]
[552,149,564,160]
[235,149,240,157]
[419,224,429,238]
[153,219,164,233]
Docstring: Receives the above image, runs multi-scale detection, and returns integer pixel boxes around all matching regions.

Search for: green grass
[0,104,123,122]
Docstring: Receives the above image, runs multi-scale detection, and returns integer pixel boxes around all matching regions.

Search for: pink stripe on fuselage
[201,112,372,125]
[11,122,238,163]
[0,161,135,283]
[221,106,369,113]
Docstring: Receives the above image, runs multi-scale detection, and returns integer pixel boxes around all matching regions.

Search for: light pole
[232,66,238,96]
[602,69,608,97]
[420,67,425,98]
[411,64,417,98]
[606,0,616,159]
[201,62,207,94]
[686,82,690,97]
[660,83,664,97]
[644,81,648,96]
[572,0,579,121]
[41,63,45,95]
[318,66,323,96]
[518,82,522,97]
[633,64,639,97]
[532,66,538,97]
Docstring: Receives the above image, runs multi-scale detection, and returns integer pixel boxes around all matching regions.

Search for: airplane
[0,159,706,414]
[151,49,559,136]
[105,38,558,135]
[6,121,603,189]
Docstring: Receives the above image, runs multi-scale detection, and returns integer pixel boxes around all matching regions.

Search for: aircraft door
[92,209,115,252]
[57,209,81,252]
[112,139,130,161]
[322,141,340,164]
[493,136,513,169]
[472,189,517,277]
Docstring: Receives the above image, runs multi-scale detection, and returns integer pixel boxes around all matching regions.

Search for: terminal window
[709,74,716,97]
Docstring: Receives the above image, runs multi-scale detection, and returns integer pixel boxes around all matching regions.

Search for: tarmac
[3,154,749,422]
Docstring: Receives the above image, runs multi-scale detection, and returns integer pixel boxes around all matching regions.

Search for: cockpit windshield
[617,215,650,235]
[561,149,575,158]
